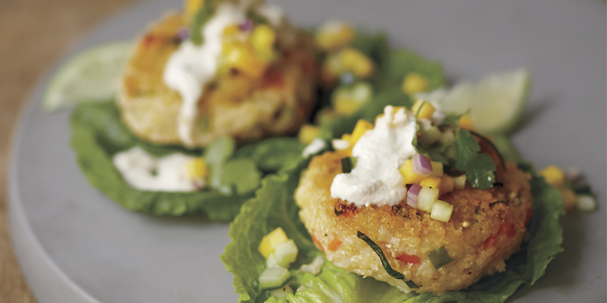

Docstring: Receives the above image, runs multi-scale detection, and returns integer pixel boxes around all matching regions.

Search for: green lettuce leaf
[222,155,563,302]
[71,101,304,219]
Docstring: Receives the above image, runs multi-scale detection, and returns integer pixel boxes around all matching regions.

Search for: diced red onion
[412,154,432,177]
[239,19,253,31]
[177,28,190,40]
[407,183,422,207]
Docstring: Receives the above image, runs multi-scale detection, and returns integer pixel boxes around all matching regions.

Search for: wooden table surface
[0,0,138,302]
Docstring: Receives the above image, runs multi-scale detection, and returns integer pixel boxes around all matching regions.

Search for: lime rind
[417,69,531,135]
[42,41,133,112]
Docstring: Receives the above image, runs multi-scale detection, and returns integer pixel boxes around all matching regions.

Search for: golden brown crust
[118,13,317,147]
[295,151,533,293]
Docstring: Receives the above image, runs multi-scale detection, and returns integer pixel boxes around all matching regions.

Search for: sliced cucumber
[259,267,291,290]
[273,240,298,268]
[430,200,453,222]
[418,187,438,212]
[268,284,293,298]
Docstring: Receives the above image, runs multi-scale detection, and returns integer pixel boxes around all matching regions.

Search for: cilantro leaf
[455,130,496,189]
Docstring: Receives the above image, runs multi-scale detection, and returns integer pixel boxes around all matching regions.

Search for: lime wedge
[417,69,530,134]
[42,41,132,111]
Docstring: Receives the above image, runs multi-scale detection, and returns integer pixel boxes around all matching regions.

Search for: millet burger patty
[118,13,317,147]
[295,150,533,293]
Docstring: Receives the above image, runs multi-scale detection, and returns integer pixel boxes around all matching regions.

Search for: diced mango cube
[298,124,320,144]
[222,42,267,78]
[401,73,428,95]
[538,165,565,187]
[251,24,276,55]
[350,120,374,144]
[339,48,374,78]
[411,99,436,120]
[440,175,454,195]
[316,21,355,51]
[458,116,475,131]
[258,227,289,259]
[420,176,441,189]
[431,161,443,177]
[222,24,240,37]
[186,157,208,181]
[399,159,425,184]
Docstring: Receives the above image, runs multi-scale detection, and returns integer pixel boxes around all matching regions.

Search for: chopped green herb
[468,130,506,170]
[428,246,452,269]
[190,0,221,44]
[454,130,496,189]
[341,157,354,173]
[357,231,418,288]
[334,206,343,217]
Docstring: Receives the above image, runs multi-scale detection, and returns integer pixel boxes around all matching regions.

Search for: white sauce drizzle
[113,147,201,192]
[330,106,418,207]
[163,2,247,146]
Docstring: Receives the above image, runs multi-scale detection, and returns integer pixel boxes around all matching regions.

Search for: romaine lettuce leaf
[70,101,304,219]
[221,152,563,302]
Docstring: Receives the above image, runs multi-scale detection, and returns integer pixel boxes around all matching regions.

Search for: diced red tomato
[328,238,342,251]
[483,235,497,250]
[261,71,284,89]
[396,253,420,265]
[498,222,516,237]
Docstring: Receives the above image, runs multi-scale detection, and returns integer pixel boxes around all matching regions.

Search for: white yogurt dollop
[113,147,201,192]
[163,2,247,146]
[330,106,418,206]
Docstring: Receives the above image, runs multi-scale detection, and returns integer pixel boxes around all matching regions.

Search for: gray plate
[8,0,606,302]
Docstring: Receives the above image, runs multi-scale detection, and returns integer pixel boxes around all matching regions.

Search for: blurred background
[0,1,138,302]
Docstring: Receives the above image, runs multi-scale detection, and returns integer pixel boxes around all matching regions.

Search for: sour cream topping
[113,147,201,192]
[330,106,418,206]
[163,2,247,146]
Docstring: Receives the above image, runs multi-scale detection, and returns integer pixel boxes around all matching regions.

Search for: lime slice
[42,41,132,111]
[417,69,530,134]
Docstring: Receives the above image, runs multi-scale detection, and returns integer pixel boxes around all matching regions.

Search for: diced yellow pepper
[411,99,436,120]
[258,227,289,259]
[222,24,240,37]
[222,42,267,78]
[539,165,565,188]
[431,161,443,177]
[316,21,355,51]
[421,176,441,189]
[399,159,426,184]
[458,116,475,131]
[298,124,320,144]
[186,157,208,181]
[184,0,204,22]
[251,24,276,56]
[350,120,374,144]
[339,48,374,78]
[401,73,428,95]
[439,175,454,195]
